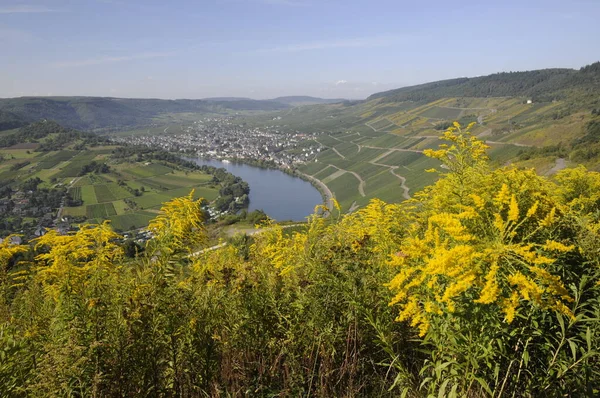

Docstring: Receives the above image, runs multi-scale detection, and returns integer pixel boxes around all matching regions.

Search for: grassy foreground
[1,124,599,396]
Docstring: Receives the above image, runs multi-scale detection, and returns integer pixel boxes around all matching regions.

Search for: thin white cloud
[0,5,58,14]
[335,80,347,85]
[51,52,175,68]
[253,35,405,53]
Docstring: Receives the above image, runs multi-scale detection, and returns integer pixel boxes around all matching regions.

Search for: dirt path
[362,145,422,154]
[348,201,360,212]
[368,150,410,200]
[477,129,493,138]
[370,149,395,163]
[331,147,346,159]
[365,122,378,132]
[485,140,532,147]
[55,176,84,223]
[328,165,366,197]
[546,158,567,175]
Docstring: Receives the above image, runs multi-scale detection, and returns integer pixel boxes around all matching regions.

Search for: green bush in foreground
[0,124,598,397]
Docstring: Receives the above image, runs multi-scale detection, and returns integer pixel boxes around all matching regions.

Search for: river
[188,158,323,221]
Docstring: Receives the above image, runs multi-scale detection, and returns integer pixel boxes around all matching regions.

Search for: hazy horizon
[2,0,600,100]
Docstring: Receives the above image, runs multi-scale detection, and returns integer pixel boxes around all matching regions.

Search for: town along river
[188,158,323,221]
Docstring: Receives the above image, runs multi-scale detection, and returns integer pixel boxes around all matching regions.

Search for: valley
[2,64,600,232]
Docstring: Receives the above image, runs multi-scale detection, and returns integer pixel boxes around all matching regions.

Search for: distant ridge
[272,96,346,106]
[202,97,253,101]
[0,95,348,132]
[0,97,290,131]
[368,62,600,103]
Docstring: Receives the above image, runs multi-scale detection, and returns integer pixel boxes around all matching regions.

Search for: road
[295,171,335,210]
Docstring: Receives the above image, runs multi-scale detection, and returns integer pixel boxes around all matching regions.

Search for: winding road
[295,171,336,209]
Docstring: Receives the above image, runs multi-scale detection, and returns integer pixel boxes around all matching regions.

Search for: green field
[35,150,78,170]
[0,143,219,232]
[93,183,132,203]
[123,164,173,178]
[417,106,463,120]
[69,187,82,201]
[81,185,98,204]
[109,211,156,231]
[328,173,362,209]
[86,203,117,218]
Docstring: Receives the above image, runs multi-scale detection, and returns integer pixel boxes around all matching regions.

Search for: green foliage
[0,126,599,396]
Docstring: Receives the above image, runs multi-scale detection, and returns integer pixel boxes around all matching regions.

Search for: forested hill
[0,97,291,131]
[0,109,28,131]
[0,120,107,150]
[369,62,600,103]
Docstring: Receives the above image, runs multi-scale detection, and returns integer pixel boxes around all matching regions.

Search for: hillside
[369,62,600,103]
[0,110,28,131]
[234,62,600,212]
[4,63,600,215]
[0,97,291,131]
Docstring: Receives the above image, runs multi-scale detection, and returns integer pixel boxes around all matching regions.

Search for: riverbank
[187,157,323,221]
[201,156,335,212]
[292,170,335,210]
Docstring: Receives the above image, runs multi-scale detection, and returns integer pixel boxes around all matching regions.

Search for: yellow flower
[494,184,511,207]
[539,207,556,227]
[543,240,574,253]
[470,194,485,209]
[501,291,520,323]
[493,213,505,232]
[508,272,544,303]
[508,195,519,222]
[474,263,500,304]
[526,201,539,218]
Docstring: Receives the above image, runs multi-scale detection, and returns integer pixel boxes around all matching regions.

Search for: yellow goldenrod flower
[508,195,519,222]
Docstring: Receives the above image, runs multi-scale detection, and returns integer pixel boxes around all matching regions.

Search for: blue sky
[1,0,599,99]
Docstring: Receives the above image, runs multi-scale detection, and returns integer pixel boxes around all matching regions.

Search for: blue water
[189,158,323,221]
